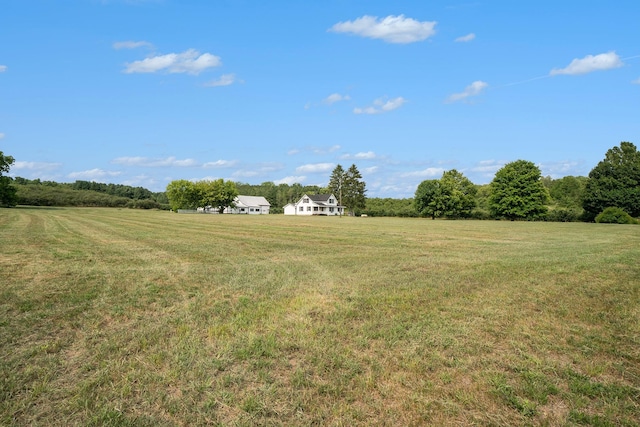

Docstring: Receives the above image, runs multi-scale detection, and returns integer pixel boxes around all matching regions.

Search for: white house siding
[224,195,271,214]
[283,194,344,216]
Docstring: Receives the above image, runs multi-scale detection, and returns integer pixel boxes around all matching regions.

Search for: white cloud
[470,160,504,174]
[354,96,407,114]
[204,73,239,87]
[295,163,335,173]
[124,49,221,75]
[539,161,581,177]
[13,161,62,172]
[363,166,379,174]
[446,80,488,103]
[112,156,198,167]
[401,167,445,178]
[0,133,4,139]
[113,40,153,50]
[455,33,475,42]
[68,169,122,180]
[232,170,259,178]
[341,151,377,160]
[633,77,640,85]
[202,159,237,168]
[550,51,623,76]
[274,175,306,185]
[0,65,7,73]
[329,15,437,44]
[323,93,351,105]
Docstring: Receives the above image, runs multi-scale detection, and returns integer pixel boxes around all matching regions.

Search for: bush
[595,207,638,224]
[546,207,582,222]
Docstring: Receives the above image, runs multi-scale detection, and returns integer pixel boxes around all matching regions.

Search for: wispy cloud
[112,156,198,167]
[401,167,445,178]
[295,163,335,173]
[341,151,377,160]
[124,49,221,75]
[632,77,640,85]
[323,93,351,105]
[204,73,240,87]
[446,80,488,103]
[13,161,62,172]
[202,160,237,168]
[113,40,153,50]
[455,33,475,42]
[470,160,504,174]
[0,65,7,72]
[329,15,436,44]
[0,133,4,139]
[68,169,122,180]
[539,161,581,177]
[274,175,306,185]
[354,96,407,114]
[550,51,623,76]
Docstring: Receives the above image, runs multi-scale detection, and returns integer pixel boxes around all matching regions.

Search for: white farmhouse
[283,194,344,216]
[224,195,271,214]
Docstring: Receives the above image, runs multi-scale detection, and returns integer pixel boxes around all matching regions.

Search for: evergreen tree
[344,164,366,215]
[328,164,366,215]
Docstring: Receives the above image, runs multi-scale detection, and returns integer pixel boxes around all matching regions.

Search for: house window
[303,198,309,203]
[299,206,303,212]
[313,207,318,211]
[320,207,325,211]
[329,207,334,212]
[240,208,245,212]
[329,199,334,204]
[307,206,311,211]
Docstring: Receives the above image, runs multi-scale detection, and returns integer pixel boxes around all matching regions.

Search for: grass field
[1,207,638,426]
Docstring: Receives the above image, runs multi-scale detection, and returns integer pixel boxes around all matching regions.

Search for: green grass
[1,207,639,426]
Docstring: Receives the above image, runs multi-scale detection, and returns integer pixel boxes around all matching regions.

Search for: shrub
[546,207,581,222]
[595,207,638,224]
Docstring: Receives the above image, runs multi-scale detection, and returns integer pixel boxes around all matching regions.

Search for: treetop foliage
[414,169,476,219]
[489,160,549,220]
[583,141,640,219]
[0,151,18,207]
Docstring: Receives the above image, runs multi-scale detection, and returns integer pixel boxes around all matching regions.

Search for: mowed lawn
[1,207,638,426]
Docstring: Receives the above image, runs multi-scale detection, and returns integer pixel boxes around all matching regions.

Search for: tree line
[408,142,639,223]
[1,142,639,223]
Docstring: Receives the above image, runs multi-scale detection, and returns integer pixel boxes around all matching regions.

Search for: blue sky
[2,0,639,198]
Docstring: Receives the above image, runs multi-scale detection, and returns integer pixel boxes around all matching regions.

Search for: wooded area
[2,142,639,223]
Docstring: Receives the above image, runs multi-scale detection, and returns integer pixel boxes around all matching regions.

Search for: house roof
[235,195,270,207]
[308,194,334,203]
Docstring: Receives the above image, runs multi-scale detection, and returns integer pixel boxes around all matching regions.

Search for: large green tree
[197,179,238,213]
[328,164,367,215]
[327,164,346,209]
[583,141,640,219]
[0,151,18,207]
[414,179,444,219]
[489,160,549,220]
[165,179,199,211]
[414,170,476,219]
[343,164,366,215]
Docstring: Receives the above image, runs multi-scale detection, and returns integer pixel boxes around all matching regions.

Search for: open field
[1,207,638,426]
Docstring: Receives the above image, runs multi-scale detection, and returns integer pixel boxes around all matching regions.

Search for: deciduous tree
[197,179,238,213]
[414,170,476,219]
[0,151,18,207]
[583,141,640,219]
[489,160,549,220]
[165,179,199,211]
